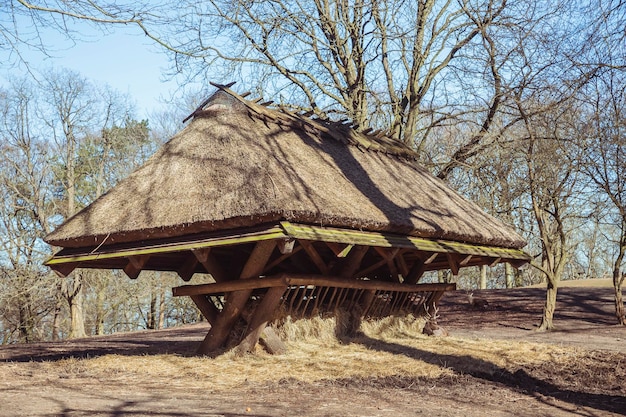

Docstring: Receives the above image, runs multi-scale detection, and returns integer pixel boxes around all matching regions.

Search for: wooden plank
[237,286,287,354]
[190,295,219,325]
[123,255,150,279]
[174,273,456,297]
[279,222,531,261]
[197,240,277,355]
[45,226,286,266]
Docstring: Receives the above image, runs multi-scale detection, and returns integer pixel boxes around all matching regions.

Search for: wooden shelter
[44,82,530,354]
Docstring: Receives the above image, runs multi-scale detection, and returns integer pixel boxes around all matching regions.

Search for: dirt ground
[1,284,625,417]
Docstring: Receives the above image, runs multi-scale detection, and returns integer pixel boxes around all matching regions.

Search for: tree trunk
[63,272,87,339]
[51,296,62,341]
[18,296,34,343]
[158,287,166,330]
[147,290,157,330]
[538,276,558,331]
[613,270,625,325]
[479,265,487,289]
[505,263,514,288]
[95,285,106,335]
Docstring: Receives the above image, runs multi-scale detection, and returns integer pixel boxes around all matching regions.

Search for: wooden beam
[190,295,220,325]
[197,240,277,355]
[325,242,354,258]
[353,258,387,278]
[263,245,303,273]
[192,248,227,283]
[259,327,287,355]
[423,252,439,265]
[50,263,77,278]
[338,245,369,277]
[396,253,410,277]
[490,257,502,267]
[404,259,426,284]
[445,253,460,276]
[240,240,277,279]
[174,273,456,297]
[237,286,287,354]
[299,240,330,274]
[459,254,473,266]
[123,255,150,279]
[177,254,199,282]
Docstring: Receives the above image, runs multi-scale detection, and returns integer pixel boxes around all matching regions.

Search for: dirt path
[1,286,625,417]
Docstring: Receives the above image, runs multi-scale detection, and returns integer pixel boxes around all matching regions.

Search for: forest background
[0,0,625,343]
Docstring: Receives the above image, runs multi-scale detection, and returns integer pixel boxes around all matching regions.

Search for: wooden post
[197,240,276,355]
[237,286,287,354]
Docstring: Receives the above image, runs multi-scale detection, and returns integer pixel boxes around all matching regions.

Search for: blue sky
[2,23,186,120]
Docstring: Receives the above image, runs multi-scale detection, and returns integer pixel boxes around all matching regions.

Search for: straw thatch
[45,86,525,250]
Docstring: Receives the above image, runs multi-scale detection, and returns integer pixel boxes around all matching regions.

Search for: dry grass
[14,314,619,396]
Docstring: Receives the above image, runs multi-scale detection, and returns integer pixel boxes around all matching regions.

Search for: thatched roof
[45,84,526,250]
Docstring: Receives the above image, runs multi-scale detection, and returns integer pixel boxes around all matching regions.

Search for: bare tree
[0,79,57,342]
[1,1,162,68]
[578,70,626,324]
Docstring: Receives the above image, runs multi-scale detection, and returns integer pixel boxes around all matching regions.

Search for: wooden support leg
[196,240,277,355]
[237,286,287,354]
[197,290,252,355]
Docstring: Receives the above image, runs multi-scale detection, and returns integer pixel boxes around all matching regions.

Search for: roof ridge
[187,82,418,160]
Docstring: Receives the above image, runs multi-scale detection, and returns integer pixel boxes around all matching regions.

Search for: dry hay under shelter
[44,82,530,355]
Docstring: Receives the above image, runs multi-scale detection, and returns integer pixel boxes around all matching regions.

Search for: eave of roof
[45,221,531,274]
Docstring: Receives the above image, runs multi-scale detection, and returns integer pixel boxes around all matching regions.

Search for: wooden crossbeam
[173,273,456,296]
[423,252,439,265]
[192,248,227,283]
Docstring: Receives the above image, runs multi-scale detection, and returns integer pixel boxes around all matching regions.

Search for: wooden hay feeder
[44,83,530,355]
